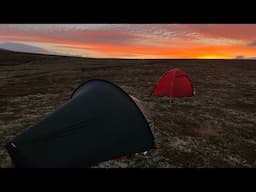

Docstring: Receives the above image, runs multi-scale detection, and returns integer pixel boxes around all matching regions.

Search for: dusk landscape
[0,24,255,167]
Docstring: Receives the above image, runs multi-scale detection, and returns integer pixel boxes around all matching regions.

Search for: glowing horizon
[1,24,256,59]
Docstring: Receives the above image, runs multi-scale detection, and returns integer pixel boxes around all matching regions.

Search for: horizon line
[1,48,256,60]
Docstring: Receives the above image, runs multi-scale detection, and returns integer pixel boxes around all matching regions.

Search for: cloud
[235,55,256,60]
[235,55,245,59]
[1,24,256,58]
[0,24,144,47]
[247,41,256,47]
[185,24,256,42]
[0,42,50,54]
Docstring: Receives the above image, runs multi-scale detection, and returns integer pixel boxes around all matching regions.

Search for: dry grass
[0,49,256,168]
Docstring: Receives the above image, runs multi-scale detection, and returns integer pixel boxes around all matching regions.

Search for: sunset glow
[196,55,233,59]
[0,24,256,59]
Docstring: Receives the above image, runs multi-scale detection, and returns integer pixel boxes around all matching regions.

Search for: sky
[0,24,256,59]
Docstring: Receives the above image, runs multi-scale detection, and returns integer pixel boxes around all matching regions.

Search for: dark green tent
[6,79,154,168]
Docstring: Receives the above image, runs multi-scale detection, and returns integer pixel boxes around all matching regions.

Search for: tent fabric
[130,95,155,134]
[5,79,154,168]
[152,68,193,97]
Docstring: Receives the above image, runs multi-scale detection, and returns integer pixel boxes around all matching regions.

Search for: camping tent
[5,79,154,168]
[152,68,194,97]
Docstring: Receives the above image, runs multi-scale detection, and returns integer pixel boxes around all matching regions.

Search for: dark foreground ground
[0,49,255,168]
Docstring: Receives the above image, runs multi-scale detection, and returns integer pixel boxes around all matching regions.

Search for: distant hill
[0,48,94,65]
[0,48,58,65]
[0,42,50,55]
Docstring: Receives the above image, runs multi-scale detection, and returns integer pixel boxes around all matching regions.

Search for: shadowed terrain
[0,49,256,168]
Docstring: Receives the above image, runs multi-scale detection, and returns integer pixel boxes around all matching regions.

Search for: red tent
[152,68,194,97]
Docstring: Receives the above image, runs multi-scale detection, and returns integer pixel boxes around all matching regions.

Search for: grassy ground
[0,49,255,168]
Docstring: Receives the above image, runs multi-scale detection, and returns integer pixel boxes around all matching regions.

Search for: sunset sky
[0,24,256,59]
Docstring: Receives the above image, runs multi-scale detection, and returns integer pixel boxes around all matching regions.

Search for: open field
[0,49,256,168]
